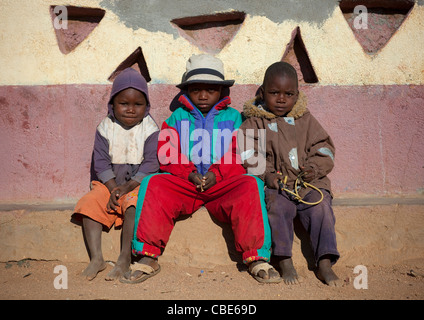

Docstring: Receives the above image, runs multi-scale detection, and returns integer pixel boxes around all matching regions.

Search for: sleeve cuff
[97,169,115,184]
[131,172,148,184]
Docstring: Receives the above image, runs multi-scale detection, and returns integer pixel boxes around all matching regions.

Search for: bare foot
[279,257,300,285]
[106,207,135,281]
[316,258,343,287]
[105,260,130,281]
[81,258,107,281]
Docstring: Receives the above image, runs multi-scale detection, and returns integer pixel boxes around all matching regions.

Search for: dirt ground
[1,258,423,302]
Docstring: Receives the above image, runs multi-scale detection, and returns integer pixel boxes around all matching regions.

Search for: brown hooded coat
[238,91,335,198]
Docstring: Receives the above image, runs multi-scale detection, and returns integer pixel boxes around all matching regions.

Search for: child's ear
[259,85,265,100]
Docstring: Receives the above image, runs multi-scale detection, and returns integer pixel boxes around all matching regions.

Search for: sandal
[249,261,282,284]
[119,263,161,284]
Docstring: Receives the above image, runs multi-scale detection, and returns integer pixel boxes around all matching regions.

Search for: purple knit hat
[107,68,150,118]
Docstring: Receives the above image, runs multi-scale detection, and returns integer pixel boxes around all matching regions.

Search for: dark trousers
[265,188,340,265]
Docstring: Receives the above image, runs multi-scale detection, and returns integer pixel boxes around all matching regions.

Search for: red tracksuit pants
[132,173,272,264]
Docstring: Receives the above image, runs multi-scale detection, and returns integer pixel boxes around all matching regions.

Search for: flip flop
[249,262,282,284]
[119,263,161,284]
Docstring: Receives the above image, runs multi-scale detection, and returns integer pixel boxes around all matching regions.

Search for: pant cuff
[242,249,270,264]
[131,241,161,258]
[317,251,340,266]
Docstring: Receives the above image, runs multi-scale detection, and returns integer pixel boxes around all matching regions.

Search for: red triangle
[282,27,318,84]
[108,47,151,83]
[171,12,246,54]
[50,6,105,55]
[339,0,414,54]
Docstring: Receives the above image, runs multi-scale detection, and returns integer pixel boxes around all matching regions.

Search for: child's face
[261,75,298,117]
[113,88,147,128]
[187,83,222,116]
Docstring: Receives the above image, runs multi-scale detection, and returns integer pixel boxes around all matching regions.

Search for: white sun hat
[177,54,235,89]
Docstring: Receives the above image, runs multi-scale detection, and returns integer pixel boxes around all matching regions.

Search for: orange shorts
[73,181,139,229]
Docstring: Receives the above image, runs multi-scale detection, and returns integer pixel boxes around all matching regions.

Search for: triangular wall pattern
[171,11,246,54]
[282,27,318,84]
[108,47,151,83]
[339,0,415,54]
[50,6,105,55]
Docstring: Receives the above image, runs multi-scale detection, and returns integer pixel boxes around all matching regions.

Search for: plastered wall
[0,0,423,203]
[1,0,423,86]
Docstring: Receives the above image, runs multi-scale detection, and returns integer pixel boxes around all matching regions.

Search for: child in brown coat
[239,62,342,286]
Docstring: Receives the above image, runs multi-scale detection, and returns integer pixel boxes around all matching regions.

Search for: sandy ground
[1,258,423,302]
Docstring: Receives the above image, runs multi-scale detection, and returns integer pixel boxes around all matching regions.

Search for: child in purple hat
[73,68,160,281]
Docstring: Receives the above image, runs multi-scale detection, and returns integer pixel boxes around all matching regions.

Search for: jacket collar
[178,94,231,112]
[243,91,308,120]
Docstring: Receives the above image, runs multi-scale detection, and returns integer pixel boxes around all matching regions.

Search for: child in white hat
[122,54,281,284]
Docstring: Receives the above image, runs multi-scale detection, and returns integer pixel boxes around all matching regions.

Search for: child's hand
[107,185,131,212]
[300,166,316,182]
[265,173,280,189]
[107,187,122,212]
[188,172,203,190]
[202,172,216,191]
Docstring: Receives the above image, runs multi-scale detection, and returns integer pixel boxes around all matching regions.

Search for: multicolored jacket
[158,94,245,182]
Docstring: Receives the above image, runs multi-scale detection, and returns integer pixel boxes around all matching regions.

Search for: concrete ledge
[0,204,423,268]
[1,197,423,212]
